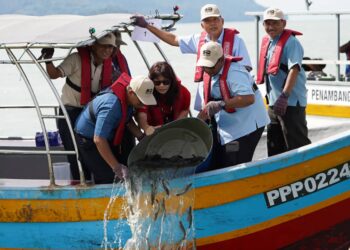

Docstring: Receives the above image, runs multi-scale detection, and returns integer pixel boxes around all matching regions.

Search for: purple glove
[274,92,289,116]
[40,48,54,59]
[204,101,224,117]
[131,15,148,28]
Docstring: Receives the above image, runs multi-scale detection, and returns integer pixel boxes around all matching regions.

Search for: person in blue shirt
[75,74,156,184]
[257,7,311,156]
[196,42,270,169]
[132,4,252,71]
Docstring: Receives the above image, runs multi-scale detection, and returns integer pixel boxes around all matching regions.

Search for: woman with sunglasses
[136,61,191,136]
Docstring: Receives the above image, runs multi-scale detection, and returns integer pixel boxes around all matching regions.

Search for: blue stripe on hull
[0,183,122,200]
[194,178,350,239]
[0,220,131,249]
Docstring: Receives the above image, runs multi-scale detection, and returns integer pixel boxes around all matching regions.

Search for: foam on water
[102,156,201,249]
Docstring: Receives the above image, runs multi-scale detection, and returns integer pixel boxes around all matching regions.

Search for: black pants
[75,131,135,184]
[209,119,265,170]
[57,106,90,180]
[267,106,311,157]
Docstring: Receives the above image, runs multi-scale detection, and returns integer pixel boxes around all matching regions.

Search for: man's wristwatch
[219,100,226,109]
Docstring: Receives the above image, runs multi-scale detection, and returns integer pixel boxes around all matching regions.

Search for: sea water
[1,18,350,138]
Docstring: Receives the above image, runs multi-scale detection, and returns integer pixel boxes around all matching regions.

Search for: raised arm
[41,48,63,79]
[132,15,180,47]
[340,41,350,53]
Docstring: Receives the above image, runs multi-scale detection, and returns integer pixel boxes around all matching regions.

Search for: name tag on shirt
[131,18,161,43]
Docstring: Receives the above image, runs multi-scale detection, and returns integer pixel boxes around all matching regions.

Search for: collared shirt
[265,34,307,106]
[58,52,104,107]
[178,29,252,69]
[196,63,270,145]
[75,91,132,141]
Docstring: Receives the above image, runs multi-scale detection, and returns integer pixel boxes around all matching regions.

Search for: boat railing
[0,9,183,186]
[245,10,350,81]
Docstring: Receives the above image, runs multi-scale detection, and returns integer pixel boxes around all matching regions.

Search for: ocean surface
[1,18,350,138]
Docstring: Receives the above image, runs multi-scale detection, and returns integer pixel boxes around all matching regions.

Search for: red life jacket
[109,72,131,146]
[114,50,129,75]
[194,28,239,82]
[256,29,302,84]
[147,79,186,126]
[78,47,113,105]
[203,55,243,113]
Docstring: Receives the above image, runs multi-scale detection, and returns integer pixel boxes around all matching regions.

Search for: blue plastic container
[35,131,62,147]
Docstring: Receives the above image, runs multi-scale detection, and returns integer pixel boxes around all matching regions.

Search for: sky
[255,0,350,11]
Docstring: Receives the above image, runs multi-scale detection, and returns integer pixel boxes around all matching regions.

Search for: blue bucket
[128,118,213,173]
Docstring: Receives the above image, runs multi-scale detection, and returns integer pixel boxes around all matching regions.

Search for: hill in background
[0,0,265,22]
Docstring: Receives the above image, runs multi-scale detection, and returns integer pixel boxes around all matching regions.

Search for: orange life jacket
[109,73,131,146]
[114,50,129,75]
[256,29,302,84]
[194,28,239,82]
[78,47,112,105]
[203,55,242,113]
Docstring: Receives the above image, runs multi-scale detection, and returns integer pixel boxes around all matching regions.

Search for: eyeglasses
[153,79,171,86]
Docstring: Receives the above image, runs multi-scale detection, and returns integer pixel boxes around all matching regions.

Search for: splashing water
[123,155,202,250]
[101,156,204,249]
[102,176,127,250]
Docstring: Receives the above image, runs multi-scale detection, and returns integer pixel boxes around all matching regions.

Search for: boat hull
[1,129,350,249]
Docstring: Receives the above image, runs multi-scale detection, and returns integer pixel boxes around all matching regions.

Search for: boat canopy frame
[0,11,182,186]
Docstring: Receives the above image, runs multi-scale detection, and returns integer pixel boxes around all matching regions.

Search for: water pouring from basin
[103,118,212,249]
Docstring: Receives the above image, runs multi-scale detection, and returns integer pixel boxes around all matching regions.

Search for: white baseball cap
[197,41,223,67]
[129,76,157,105]
[96,33,117,47]
[263,7,285,21]
[200,4,221,21]
[113,30,127,46]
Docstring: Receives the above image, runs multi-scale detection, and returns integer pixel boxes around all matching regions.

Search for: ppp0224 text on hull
[194,131,350,249]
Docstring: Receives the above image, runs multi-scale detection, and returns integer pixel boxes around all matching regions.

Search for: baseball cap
[263,7,285,21]
[96,33,117,47]
[200,4,221,21]
[129,76,157,105]
[113,30,127,46]
[197,41,223,67]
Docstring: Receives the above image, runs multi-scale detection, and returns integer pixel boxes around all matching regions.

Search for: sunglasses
[153,79,171,86]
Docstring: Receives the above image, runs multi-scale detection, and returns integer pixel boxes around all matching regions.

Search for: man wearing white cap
[111,30,130,82]
[132,3,252,74]
[41,33,119,181]
[75,73,156,184]
[196,42,269,169]
[256,7,311,157]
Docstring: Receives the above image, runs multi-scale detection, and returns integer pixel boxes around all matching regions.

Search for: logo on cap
[267,9,275,15]
[203,50,211,56]
[145,88,153,94]
[205,7,213,13]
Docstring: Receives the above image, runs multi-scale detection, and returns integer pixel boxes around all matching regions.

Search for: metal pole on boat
[26,49,86,185]
[336,13,341,81]
[5,48,55,185]
[255,15,260,73]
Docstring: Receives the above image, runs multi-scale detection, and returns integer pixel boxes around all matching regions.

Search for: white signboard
[131,19,161,43]
[307,84,350,106]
